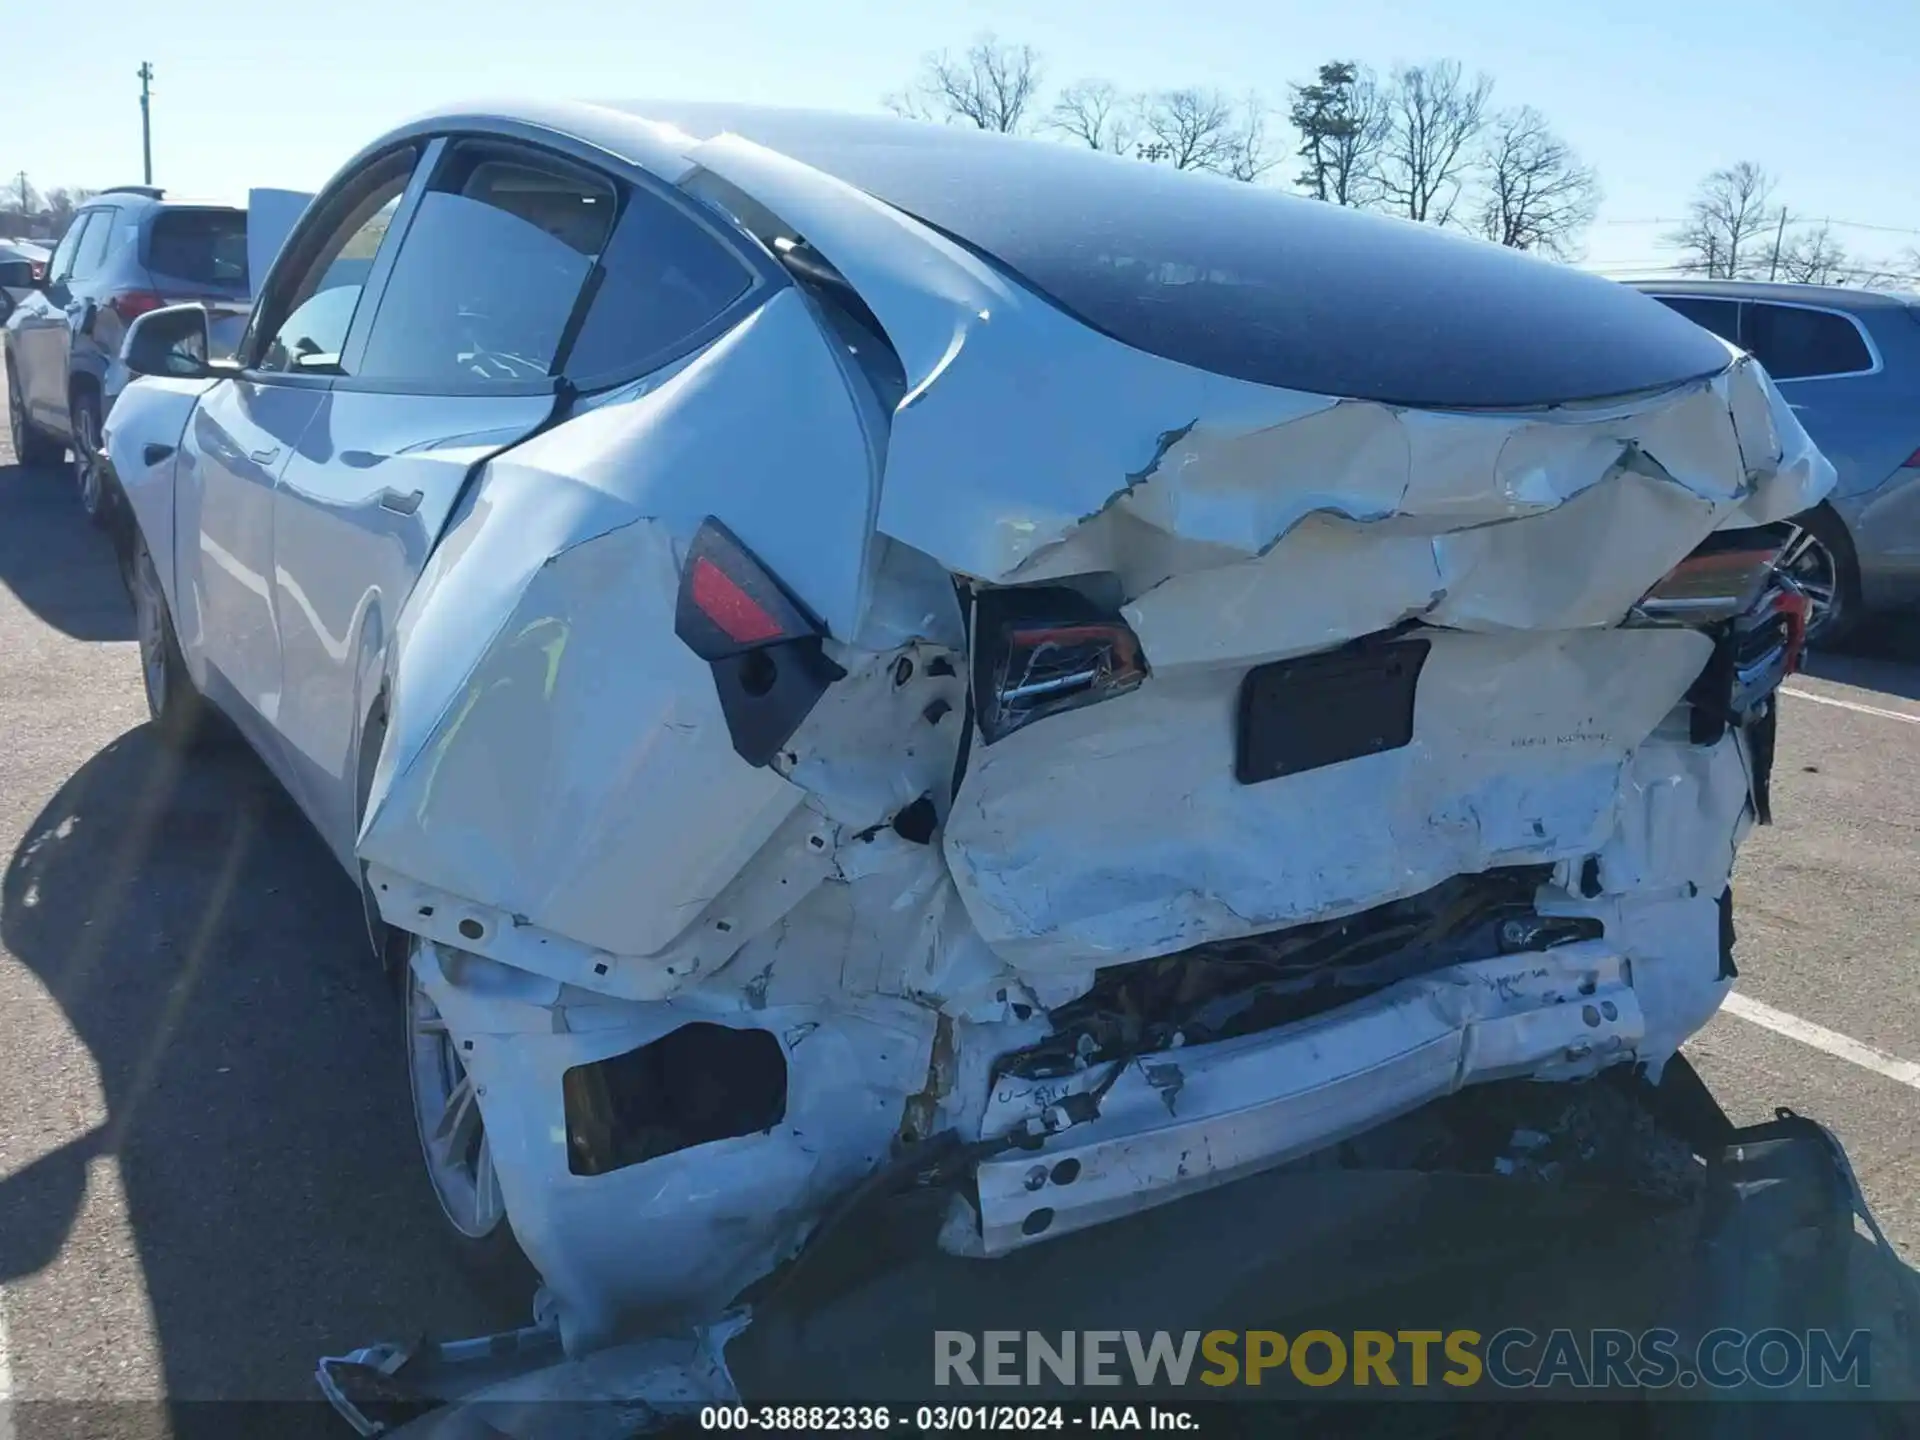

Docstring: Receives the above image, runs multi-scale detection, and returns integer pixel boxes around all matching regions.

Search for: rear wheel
[405,938,536,1298]
[71,386,108,526]
[130,535,216,747]
[5,358,62,468]
[1778,505,1860,648]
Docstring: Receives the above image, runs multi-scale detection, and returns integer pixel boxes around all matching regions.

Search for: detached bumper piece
[972,943,1639,1255]
[321,1318,740,1438]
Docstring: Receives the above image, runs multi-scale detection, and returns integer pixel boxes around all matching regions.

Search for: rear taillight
[1635,530,1790,623]
[108,290,166,325]
[674,518,843,766]
[1772,585,1810,676]
[29,260,45,282]
[974,586,1149,743]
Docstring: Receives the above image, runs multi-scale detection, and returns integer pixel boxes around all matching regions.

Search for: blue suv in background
[3,186,249,523]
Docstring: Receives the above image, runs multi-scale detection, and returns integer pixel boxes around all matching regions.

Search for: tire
[129,534,217,748]
[1779,504,1861,649]
[70,385,108,527]
[5,356,62,469]
[404,935,537,1300]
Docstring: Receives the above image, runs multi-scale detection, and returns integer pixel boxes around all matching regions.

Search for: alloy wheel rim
[74,403,102,513]
[1777,526,1840,637]
[406,949,506,1240]
[133,551,168,714]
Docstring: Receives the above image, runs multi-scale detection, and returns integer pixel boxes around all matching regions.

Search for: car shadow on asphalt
[0,725,518,1400]
[0,458,134,642]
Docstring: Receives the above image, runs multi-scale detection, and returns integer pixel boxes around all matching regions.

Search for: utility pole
[138,61,155,186]
[1767,209,1788,282]
[13,171,28,215]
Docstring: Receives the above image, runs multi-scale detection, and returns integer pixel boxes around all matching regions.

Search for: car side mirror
[0,291,13,325]
[123,303,233,380]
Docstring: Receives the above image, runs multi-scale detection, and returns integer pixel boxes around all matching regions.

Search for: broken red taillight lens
[688,555,786,646]
[674,517,844,767]
[1635,531,1790,624]
[1772,585,1810,676]
[974,587,1149,743]
[674,519,816,662]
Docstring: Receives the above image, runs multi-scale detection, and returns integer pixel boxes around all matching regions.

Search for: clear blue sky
[4,0,1917,275]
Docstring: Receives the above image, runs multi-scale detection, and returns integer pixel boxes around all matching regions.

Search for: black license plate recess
[1234,639,1431,785]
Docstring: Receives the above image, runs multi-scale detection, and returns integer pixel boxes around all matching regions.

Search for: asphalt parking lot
[1,361,1918,1407]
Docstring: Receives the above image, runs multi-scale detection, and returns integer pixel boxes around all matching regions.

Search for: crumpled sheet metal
[943,625,1716,973]
[970,942,1643,1255]
[415,940,935,1353]
[685,135,1833,612]
[359,289,895,988]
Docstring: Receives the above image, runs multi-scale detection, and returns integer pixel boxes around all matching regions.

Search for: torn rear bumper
[969,943,1643,1256]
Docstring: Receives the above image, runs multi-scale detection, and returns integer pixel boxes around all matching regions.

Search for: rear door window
[356,142,616,386]
[69,209,116,282]
[1650,295,1741,345]
[45,214,90,282]
[559,184,754,384]
[147,209,249,288]
[1741,302,1875,380]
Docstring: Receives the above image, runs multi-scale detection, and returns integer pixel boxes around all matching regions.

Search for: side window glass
[560,185,754,383]
[256,156,414,376]
[69,209,116,282]
[1742,303,1874,381]
[1652,295,1741,345]
[356,144,615,385]
[47,213,93,283]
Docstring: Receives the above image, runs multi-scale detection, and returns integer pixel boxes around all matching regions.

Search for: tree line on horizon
[885,36,1918,287]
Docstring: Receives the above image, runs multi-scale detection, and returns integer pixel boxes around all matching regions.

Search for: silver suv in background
[3,186,249,523]
[1630,279,1920,643]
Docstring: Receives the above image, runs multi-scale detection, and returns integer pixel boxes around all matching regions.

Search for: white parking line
[1721,990,1920,1092]
[1780,685,1920,726]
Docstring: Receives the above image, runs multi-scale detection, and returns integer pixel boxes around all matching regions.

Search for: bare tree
[1665,163,1778,279]
[1474,106,1600,256]
[1047,79,1139,153]
[1290,61,1388,206]
[1220,96,1279,182]
[42,186,97,231]
[1136,88,1238,171]
[1376,60,1494,225]
[1774,225,1849,285]
[885,34,1044,133]
[1135,88,1271,179]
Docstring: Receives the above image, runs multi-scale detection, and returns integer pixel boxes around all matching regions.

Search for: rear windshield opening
[147,209,249,288]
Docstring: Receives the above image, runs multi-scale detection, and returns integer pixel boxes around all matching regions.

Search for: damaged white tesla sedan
[102,101,1831,1355]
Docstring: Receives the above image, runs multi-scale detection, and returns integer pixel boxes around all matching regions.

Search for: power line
[1597,215,1920,238]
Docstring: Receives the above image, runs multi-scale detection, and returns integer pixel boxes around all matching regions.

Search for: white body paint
[100,107,1836,1357]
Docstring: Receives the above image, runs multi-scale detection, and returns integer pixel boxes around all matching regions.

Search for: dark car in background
[3,186,248,523]
[0,239,51,305]
[1630,279,1920,643]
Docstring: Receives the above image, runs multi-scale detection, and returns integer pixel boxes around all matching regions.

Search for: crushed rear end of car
[337,118,1857,1397]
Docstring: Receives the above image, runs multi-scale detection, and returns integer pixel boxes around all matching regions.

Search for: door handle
[250,446,280,465]
[377,488,423,516]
